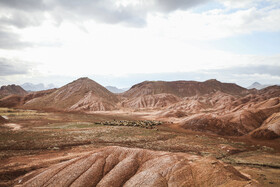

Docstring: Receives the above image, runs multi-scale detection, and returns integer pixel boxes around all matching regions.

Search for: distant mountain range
[21,83,56,92]
[105,86,128,93]
[247,82,272,90]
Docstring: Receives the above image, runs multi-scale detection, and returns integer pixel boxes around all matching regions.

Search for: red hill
[123,79,247,98]
[24,77,119,111]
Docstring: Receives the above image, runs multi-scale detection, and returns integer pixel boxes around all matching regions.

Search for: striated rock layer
[16,146,257,187]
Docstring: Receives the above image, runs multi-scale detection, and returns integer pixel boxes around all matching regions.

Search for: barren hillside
[157,87,280,136]
[24,77,119,111]
[16,146,255,187]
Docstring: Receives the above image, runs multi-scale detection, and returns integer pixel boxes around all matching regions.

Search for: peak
[72,77,95,84]
[252,82,261,86]
[205,79,220,83]
[77,77,91,81]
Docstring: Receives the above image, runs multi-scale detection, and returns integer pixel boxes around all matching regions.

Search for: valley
[0,78,280,186]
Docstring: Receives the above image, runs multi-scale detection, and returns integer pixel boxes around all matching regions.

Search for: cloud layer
[0,58,29,76]
[0,0,279,87]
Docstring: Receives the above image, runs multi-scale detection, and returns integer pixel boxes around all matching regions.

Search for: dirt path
[4,123,22,130]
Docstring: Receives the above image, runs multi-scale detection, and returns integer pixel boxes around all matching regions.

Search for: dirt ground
[0,107,280,187]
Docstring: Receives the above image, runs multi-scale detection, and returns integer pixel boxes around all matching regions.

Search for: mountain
[105,86,127,93]
[24,77,119,111]
[21,82,56,91]
[123,79,247,98]
[0,85,27,99]
[247,82,271,90]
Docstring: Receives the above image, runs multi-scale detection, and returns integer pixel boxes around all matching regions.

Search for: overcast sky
[0,0,280,88]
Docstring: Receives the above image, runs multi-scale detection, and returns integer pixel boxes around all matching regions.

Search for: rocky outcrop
[15,146,256,187]
[0,85,27,99]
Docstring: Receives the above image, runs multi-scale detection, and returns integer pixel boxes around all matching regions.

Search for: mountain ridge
[123,79,247,98]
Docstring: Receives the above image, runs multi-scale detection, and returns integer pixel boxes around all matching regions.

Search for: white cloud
[218,0,280,9]
[146,5,280,41]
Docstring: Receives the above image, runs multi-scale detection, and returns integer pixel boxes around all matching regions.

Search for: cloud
[0,0,210,49]
[147,4,280,41]
[0,58,29,76]
[218,0,280,9]
[152,0,209,12]
[0,0,279,51]
[218,65,280,77]
[0,28,32,49]
[0,11,43,28]
[0,0,210,28]
[0,0,47,11]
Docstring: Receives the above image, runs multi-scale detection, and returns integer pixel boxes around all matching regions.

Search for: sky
[0,0,280,88]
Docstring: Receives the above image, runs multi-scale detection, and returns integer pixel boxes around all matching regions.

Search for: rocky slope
[24,77,119,111]
[15,146,256,187]
[250,112,280,139]
[0,85,27,99]
[120,93,181,109]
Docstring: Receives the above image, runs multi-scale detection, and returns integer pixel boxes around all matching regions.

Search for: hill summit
[24,77,119,111]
